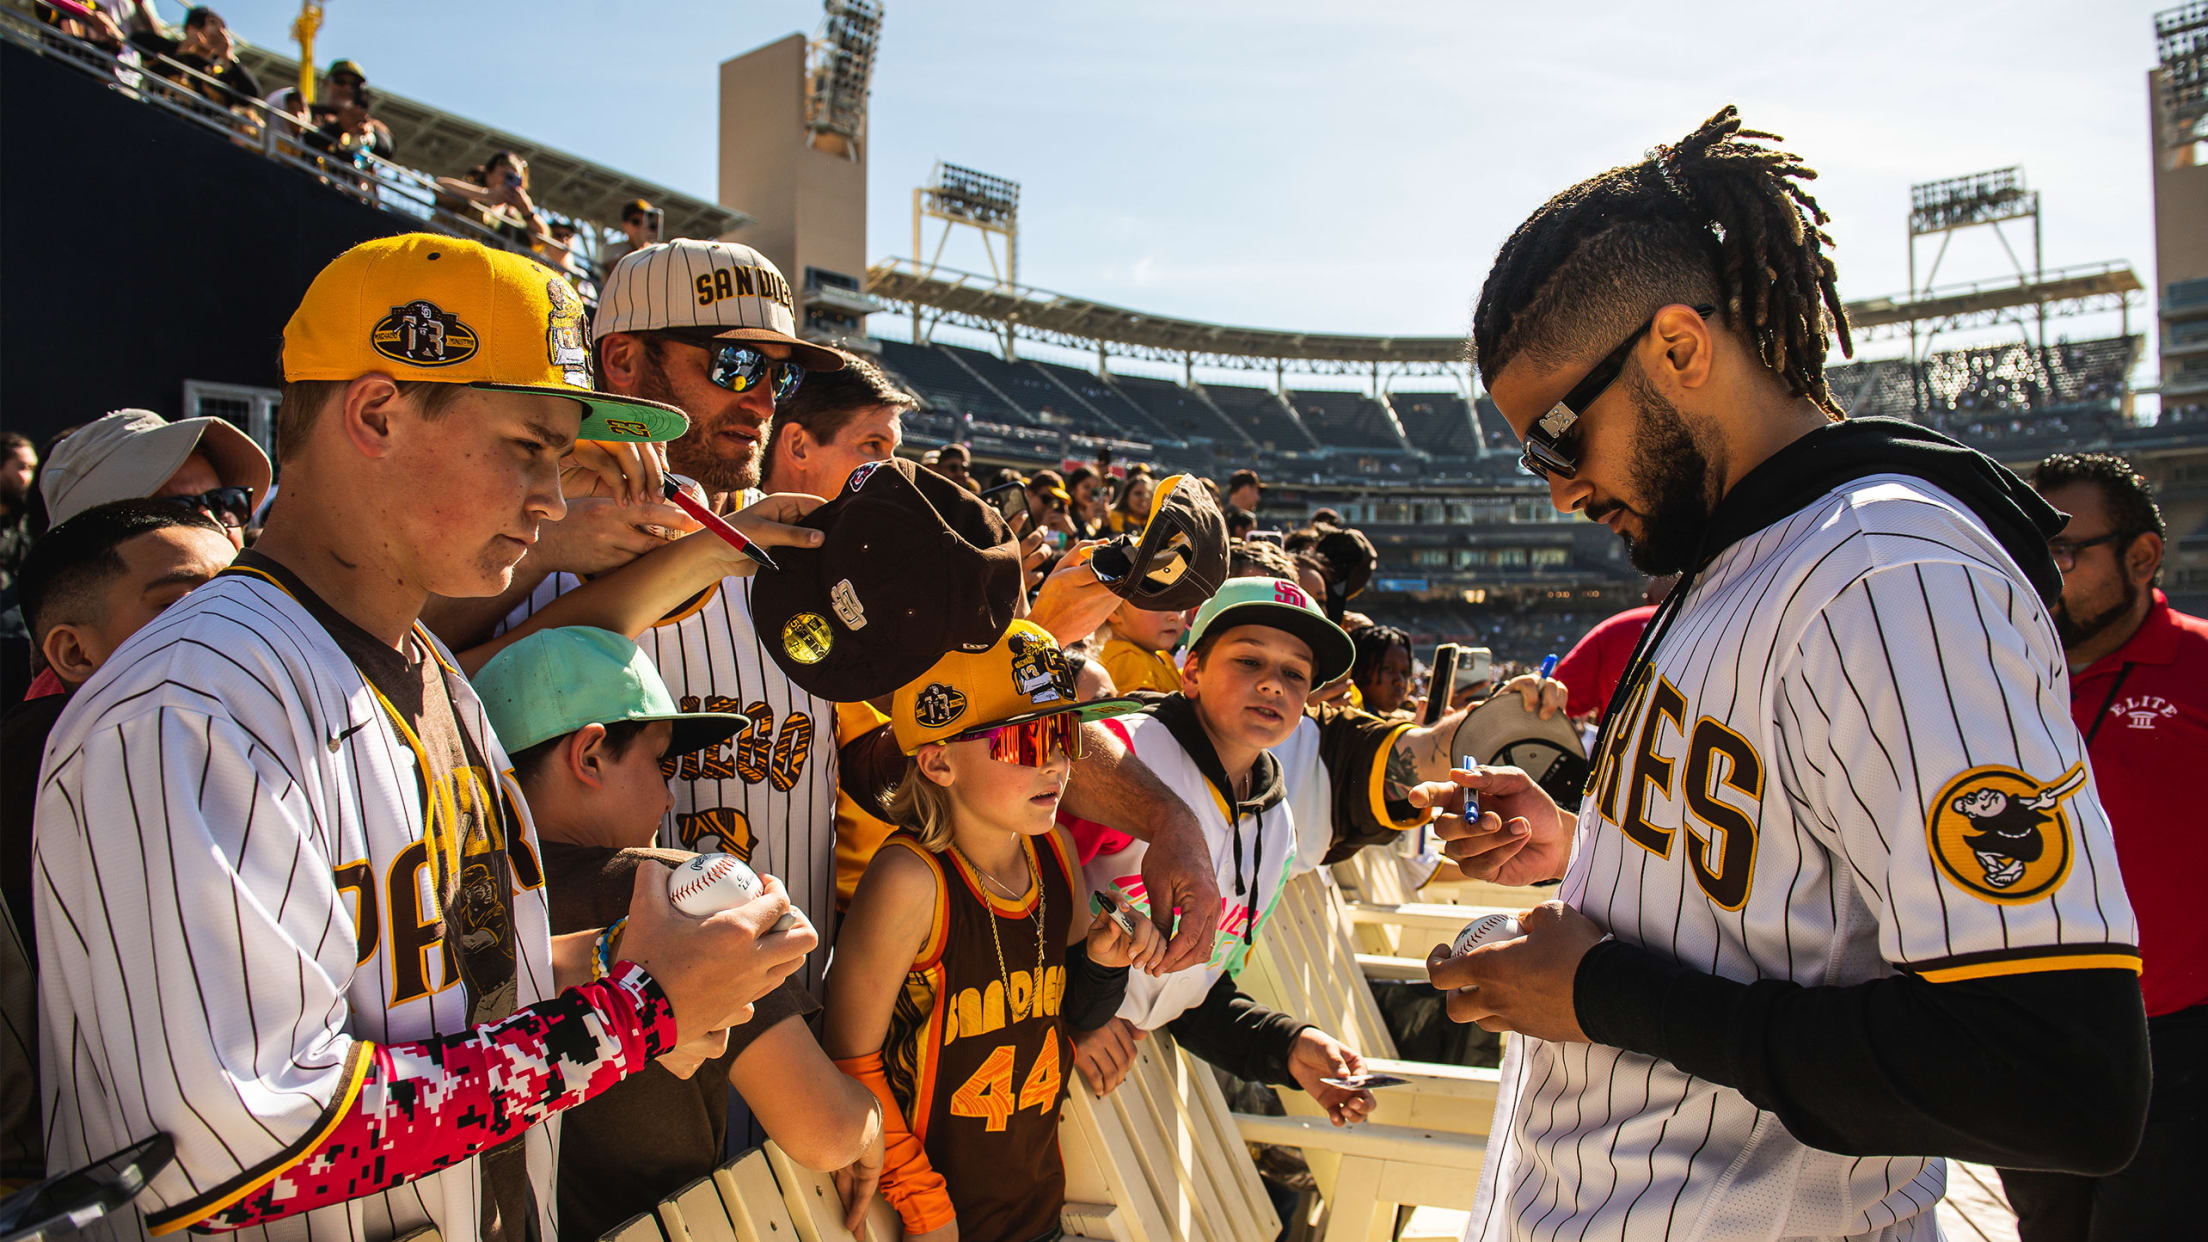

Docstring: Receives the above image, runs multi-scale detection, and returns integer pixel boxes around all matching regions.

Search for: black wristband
[1063,938,1132,1032]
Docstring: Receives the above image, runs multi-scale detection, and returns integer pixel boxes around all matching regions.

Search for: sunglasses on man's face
[949,713,1084,767]
[160,485,252,528]
[704,343,805,401]
[1519,304,1714,482]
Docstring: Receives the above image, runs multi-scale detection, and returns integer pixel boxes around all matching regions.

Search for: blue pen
[1538,653,1559,680]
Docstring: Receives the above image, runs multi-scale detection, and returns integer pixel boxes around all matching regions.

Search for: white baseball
[668,855,799,929]
[1451,913,1524,956]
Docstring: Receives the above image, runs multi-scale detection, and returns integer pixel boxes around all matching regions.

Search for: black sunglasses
[161,485,252,528]
[1520,304,1715,481]
[703,343,804,401]
[2048,531,2132,572]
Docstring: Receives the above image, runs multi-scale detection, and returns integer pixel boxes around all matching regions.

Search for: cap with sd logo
[282,233,688,443]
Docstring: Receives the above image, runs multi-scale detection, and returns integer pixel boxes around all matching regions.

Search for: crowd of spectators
[4,231,1567,1241]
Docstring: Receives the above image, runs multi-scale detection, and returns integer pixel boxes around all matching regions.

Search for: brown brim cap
[1451,693,1590,808]
[1092,472,1228,613]
[751,457,1023,702]
[594,239,847,372]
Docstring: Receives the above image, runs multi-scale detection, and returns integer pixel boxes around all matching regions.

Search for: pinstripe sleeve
[1775,562,2140,980]
[35,706,368,1229]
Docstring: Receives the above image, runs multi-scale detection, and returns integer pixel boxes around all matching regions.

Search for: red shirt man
[1550,576,1674,718]
[2002,452,2205,1240]
[2065,589,2208,1018]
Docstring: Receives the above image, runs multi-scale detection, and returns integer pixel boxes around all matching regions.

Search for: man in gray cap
[40,409,271,549]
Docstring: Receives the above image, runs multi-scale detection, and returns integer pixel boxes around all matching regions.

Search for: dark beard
[640,349,759,496]
[2054,576,2139,650]
[1608,375,1716,576]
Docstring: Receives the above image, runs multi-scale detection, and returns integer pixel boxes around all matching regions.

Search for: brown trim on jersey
[878,836,951,969]
[1907,942,2142,983]
[946,838,1046,918]
[649,581,722,629]
[144,1039,376,1236]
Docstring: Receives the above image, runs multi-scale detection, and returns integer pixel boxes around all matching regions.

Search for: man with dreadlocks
[1413,107,2150,1241]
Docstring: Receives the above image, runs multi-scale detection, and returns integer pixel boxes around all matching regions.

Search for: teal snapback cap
[1188,576,1355,685]
[474,626,747,759]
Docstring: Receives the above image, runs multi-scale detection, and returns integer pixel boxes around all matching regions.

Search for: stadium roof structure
[236,44,751,241]
[867,257,2143,373]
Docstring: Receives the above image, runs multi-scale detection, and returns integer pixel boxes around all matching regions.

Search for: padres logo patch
[782,612,833,664]
[1926,762,2086,904]
[373,300,479,366]
[913,682,967,729]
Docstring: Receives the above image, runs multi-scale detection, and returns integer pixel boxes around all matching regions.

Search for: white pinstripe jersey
[499,542,838,1001]
[1469,476,2138,1242]
[34,573,557,1242]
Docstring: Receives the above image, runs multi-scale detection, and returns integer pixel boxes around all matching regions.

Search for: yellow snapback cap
[891,620,1140,754]
[282,233,687,443]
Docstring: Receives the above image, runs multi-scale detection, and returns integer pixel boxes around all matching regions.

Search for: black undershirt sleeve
[1166,973,1308,1087]
[1574,940,2149,1175]
[1062,939,1131,1032]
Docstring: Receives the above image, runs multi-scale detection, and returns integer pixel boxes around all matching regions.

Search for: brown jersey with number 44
[878,830,1076,1242]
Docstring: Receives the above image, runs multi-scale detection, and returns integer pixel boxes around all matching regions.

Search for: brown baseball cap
[750,458,1023,701]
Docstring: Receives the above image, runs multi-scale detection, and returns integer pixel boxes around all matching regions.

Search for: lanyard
[2082,662,2135,749]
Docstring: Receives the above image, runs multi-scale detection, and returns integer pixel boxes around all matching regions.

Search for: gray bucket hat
[40,409,272,527]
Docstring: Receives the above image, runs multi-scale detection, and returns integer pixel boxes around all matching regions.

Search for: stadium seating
[1288,389,1406,451]
[1025,358,1167,440]
[1391,391,1483,457]
[873,339,1035,427]
[1113,373,1255,446]
[1203,383,1320,450]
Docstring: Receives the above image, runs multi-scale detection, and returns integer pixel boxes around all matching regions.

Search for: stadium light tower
[2154,3,2208,413]
[1904,167,2044,414]
[806,0,881,159]
[910,161,1021,351]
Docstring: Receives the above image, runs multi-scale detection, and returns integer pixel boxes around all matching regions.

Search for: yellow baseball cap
[891,619,1140,754]
[282,233,688,443]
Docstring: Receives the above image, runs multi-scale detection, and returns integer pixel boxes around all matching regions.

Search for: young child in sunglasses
[825,620,1165,1242]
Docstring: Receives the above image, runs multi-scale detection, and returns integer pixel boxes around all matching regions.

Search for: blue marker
[1538,653,1559,681]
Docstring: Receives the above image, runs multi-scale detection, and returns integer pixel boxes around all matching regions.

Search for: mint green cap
[1187,576,1355,685]
[473,627,746,758]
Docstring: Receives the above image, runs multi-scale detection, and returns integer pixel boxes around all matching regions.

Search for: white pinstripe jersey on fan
[33,574,557,1242]
[1468,476,2137,1242]
[500,544,838,999]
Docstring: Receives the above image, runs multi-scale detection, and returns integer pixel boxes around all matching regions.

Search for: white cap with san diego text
[592,239,846,370]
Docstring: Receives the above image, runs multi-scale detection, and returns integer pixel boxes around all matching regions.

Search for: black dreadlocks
[1471,105,1855,417]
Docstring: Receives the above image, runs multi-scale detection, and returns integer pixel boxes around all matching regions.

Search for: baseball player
[34,235,815,1242]
[1421,108,2150,1241]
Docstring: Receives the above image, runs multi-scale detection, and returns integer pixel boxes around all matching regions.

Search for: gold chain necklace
[952,840,1047,1007]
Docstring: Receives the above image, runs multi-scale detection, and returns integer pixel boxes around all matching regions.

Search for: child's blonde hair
[884,751,958,852]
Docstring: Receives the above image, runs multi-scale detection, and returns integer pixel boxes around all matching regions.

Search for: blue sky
[213,0,2174,371]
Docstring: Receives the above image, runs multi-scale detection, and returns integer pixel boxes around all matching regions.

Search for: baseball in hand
[1451,913,1525,956]
[668,854,799,930]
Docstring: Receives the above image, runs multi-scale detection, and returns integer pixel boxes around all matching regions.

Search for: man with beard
[1989,452,2203,1239]
[1415,107,2148,1242]
[0,432,35,590]
[470,242,1224,1048]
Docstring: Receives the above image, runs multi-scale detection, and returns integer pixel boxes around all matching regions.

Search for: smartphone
[643,206,665,242]
[1248,529,1286,548]
[1089,890,1139,938]
[1320,1073,1411,1090]
[980,481,1031,528]
[0,1132,175,1240]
